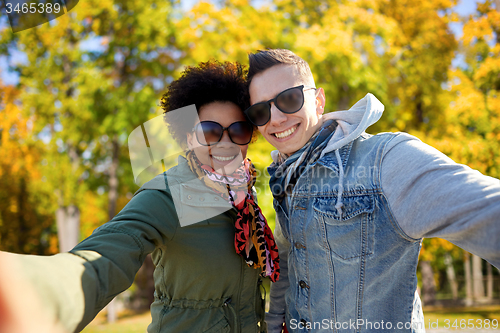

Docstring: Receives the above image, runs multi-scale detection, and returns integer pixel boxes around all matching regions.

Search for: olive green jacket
[15,157,267,333]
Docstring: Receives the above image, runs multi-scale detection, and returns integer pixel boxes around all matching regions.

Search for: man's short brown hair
[247,49,314,86]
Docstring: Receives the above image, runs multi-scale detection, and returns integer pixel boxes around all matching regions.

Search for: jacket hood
[320,93,384,158]
[270,93,384,163]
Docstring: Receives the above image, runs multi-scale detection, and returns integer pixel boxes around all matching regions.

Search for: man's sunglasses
[193,121,253,146]
[244,85,317,126]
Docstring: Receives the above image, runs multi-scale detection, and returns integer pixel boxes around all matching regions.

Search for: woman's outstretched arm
[0,186,177,333]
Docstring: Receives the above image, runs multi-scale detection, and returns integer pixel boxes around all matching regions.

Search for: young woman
[0,61,279,333]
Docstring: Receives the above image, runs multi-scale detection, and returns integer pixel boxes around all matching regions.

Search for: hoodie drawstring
[335,149,344,217]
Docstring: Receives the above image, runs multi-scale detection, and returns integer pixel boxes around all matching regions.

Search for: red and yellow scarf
[186,150,280,282]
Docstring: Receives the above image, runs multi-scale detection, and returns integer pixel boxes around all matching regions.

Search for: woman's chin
[211,154,244,174]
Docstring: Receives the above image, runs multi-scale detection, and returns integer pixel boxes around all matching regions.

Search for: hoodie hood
[270,93,384,163]
[320,93,384,159]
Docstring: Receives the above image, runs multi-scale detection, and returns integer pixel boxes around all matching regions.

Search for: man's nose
[268,102,287,126]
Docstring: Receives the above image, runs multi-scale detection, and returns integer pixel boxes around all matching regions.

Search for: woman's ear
[186,133,195,150]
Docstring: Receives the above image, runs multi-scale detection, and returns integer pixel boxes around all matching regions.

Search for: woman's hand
[0,251,67,333]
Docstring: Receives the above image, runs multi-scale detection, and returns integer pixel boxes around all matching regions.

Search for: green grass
[81,311,151,333]
[423,305,500,330]
[81,306,500,332]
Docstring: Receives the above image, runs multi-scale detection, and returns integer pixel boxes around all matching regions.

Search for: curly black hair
[161,60,256,147]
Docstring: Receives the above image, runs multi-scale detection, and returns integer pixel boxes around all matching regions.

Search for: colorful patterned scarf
[186,150,280,282]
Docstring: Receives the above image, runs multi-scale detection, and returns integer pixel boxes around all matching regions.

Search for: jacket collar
[137,156,234,209]
[316,141,353,173]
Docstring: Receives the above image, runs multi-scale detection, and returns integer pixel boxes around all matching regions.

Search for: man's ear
[315,88,326,116]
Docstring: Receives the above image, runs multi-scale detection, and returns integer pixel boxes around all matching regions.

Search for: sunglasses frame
[192,120,254,146]
[244,85,317,126]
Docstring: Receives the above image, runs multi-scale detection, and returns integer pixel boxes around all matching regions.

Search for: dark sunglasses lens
[276,87,304,113]
[246,103,270,126]
[228,122,253,145]
[196,122,222,145]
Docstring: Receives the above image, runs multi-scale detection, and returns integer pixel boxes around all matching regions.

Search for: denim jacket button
[299,280,310,289]
[294,242,306,250]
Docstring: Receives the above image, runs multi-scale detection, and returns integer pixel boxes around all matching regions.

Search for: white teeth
[274,125,297,139]
[212,155,236,162]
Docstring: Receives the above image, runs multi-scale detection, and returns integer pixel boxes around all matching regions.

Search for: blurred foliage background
[1,0,499,314]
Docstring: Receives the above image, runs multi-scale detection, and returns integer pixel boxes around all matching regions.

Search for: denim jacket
[270,133,424,333]
[267,130,500,333]
[266,94,500,333]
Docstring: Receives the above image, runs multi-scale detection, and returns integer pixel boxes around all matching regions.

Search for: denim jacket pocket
[314,194,374,260]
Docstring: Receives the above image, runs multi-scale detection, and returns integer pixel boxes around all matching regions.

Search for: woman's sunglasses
[244,85,317,126]
[193,121,253,146]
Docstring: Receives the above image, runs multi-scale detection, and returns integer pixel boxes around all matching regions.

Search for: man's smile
[272,124,300,139]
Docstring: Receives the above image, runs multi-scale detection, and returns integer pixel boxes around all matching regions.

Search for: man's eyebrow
[252,84,303,104]
[252,90,278,104]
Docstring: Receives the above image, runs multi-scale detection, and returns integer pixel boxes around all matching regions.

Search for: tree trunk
[444,253,458,299]
[107,136,120,221]
[107,300,117,324]
[56,205,80,252]
[56,145,81,253]
[106,136,120,323]
[17,178,27,252]
[486,263,493,301]
[420,260,436,306]
[472,254,485,302]
[464,252,473,306]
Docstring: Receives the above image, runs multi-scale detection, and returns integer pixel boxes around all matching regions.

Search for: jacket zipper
[257,277,267,332]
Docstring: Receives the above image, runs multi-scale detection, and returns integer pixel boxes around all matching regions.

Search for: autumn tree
[0,81,56,255]
[418,0,500,304]
[1,0,180,320]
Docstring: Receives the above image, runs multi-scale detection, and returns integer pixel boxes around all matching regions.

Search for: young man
[245,49,500,333]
